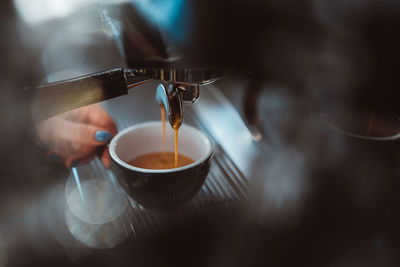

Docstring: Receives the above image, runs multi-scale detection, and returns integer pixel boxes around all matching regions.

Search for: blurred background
[0,0,400,266]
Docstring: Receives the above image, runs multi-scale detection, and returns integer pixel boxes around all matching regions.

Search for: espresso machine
[31,1,318,129]
[31,0,400,134]
[16,1,400,266]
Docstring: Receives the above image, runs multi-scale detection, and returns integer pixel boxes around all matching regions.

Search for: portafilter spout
[156,84,183,129]
[153,68,224,129]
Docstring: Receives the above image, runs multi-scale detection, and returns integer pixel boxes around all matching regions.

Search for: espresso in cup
[128,152,194,170]
[109,121,214,210]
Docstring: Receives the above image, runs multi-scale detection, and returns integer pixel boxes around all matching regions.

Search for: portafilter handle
[28,68,153,122]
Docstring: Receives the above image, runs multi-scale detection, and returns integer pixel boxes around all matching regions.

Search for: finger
[47,141,77,158]
[60,103,105,124]
[53,119,112,146]
[35,116,61,147]
[87,105,117,134]
[101,148,111,168]
[61,105,91,123]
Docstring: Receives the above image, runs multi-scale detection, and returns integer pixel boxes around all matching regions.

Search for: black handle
[29,68,128,121]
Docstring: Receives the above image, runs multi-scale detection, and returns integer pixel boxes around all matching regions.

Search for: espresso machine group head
[150,67,224,128]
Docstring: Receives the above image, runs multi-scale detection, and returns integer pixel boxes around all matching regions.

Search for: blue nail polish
[95,131,111,142]
[71,161,80,167]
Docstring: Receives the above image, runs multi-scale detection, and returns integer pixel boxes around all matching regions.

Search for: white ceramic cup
[109,121,214,210]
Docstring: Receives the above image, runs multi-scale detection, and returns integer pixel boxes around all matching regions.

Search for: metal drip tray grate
[82,82,250,236]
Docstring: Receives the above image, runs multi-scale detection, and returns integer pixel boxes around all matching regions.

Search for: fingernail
[71,161,80,167]
[95,131,111,142]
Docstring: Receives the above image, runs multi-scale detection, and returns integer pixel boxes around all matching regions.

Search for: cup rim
[320,112,400,142]
[109,121,214,173]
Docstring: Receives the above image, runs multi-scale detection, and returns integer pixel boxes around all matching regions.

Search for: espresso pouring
[128,106,194,169]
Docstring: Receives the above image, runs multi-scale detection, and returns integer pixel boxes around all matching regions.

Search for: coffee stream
[161,105,179,168]
[128,106,194,170]
[162,105,188,168]
[161,105,166,152]
[174,128,178,168]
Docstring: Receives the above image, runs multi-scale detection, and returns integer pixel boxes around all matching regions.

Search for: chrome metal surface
[155,83,183,129]
[178,84,200,104]
[124,69,154,89]
[134,68,224,86]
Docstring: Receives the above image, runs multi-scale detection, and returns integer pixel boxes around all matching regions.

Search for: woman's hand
[35,103,117,168]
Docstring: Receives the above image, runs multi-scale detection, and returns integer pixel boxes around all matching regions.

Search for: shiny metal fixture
[155,83,183,129]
